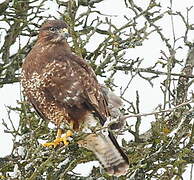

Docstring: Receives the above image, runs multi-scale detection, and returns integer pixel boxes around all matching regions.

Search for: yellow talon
[61,130,73,146]
[66,129,73,137]
[43,129,73,148]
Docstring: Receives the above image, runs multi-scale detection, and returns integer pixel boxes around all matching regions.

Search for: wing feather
[41,53,109,124]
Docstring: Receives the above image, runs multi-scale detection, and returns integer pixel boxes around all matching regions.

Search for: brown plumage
[21,20,129,176]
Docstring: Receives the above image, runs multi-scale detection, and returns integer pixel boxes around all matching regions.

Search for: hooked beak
[59,28,69,39]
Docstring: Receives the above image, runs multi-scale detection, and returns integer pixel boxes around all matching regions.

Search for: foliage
[0,0,193,179]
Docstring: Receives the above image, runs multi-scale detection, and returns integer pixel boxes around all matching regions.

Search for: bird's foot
[61,130,73,146]
[43,129,73,148]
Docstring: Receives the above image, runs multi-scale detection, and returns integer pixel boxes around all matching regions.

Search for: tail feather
[82,102,129,176]
[108,130,129,164]
[78,133,129,176]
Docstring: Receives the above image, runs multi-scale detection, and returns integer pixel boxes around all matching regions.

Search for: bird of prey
[21,20,129,177]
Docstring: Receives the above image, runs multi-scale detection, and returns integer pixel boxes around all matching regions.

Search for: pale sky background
[0,0,193,178]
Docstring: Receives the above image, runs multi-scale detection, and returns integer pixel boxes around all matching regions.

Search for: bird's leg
[61,129,73,146]
[43,128,63,148]
[61,122,74,145]
[43,122,73,148]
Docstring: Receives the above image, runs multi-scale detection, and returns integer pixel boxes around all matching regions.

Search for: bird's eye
[49,27,58,32]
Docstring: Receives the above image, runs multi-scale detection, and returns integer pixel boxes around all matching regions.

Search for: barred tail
[78,133,129,177]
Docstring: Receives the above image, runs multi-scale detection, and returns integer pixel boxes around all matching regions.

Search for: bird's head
[38,20,69,43]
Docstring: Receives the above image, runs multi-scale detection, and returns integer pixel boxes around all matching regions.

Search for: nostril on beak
[62,28,69,38]
[58,28,69,39]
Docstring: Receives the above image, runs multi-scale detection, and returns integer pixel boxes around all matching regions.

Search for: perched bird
[21,20,129,176]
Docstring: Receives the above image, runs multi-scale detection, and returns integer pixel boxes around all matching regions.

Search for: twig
[190,164,193,180]
[114,66,194,78]
[123,99,193,119]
